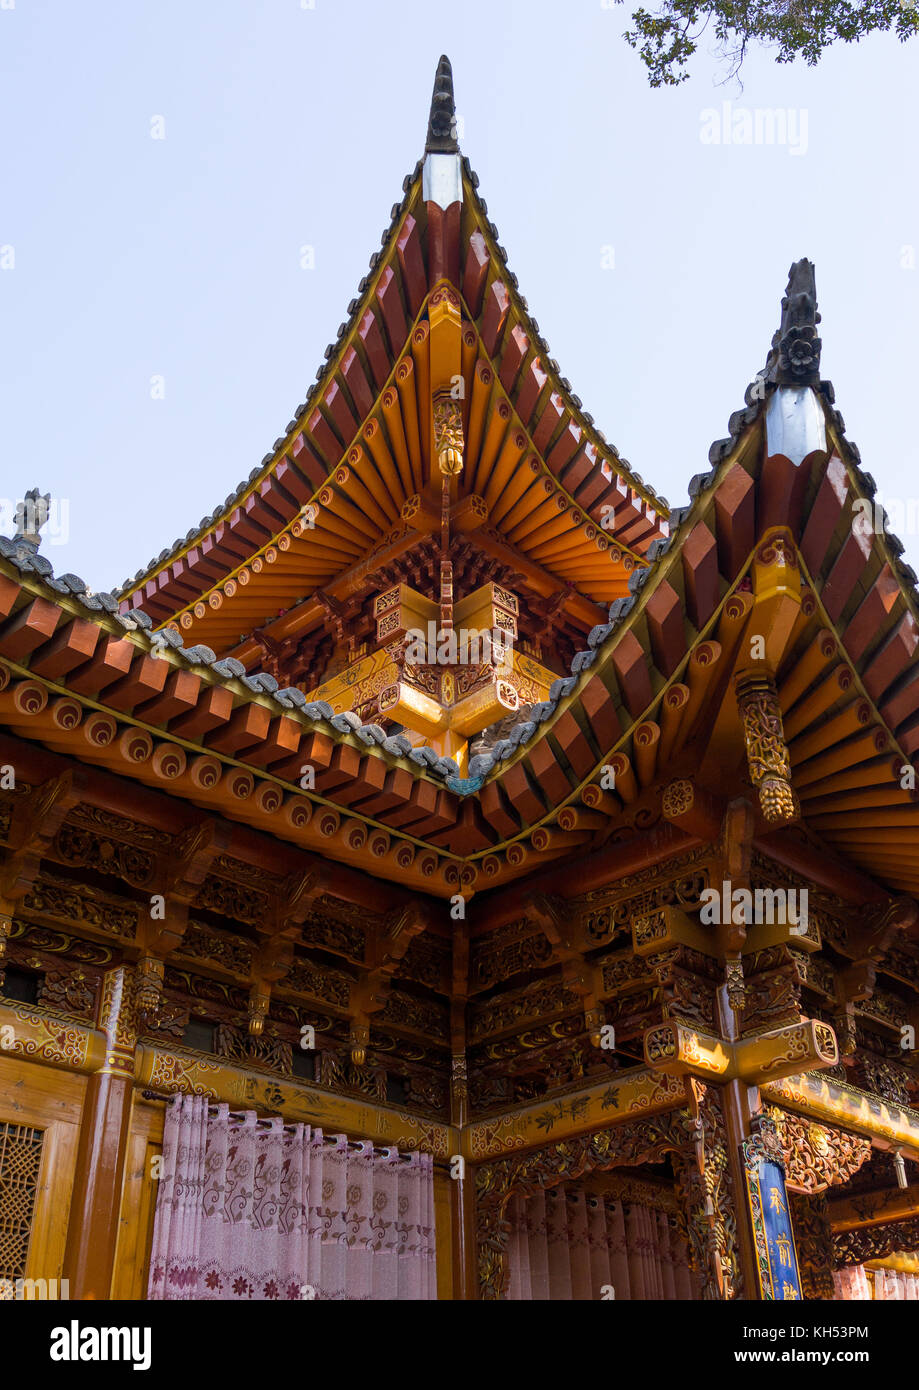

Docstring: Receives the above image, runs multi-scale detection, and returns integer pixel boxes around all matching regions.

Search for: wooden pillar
[716,940,766,1300]
[449,921,477,1299]
[714,796,762,1297]
[719,1076,763,1298]
[62,966,136,1299]
[449,1052,477,1300]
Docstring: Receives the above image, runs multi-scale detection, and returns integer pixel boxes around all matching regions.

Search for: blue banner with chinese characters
[745,1157,802,1300]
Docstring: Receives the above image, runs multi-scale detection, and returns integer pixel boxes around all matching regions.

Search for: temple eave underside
[3,58,919,1302]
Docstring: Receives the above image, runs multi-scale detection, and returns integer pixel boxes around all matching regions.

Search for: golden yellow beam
[764,1071,919,1159]
[643,1017,838,1086]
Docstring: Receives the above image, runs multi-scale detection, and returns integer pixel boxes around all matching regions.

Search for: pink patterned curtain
[147,1095,437,1300]
[506,1187,698,1300]
[832,1265,872,1300]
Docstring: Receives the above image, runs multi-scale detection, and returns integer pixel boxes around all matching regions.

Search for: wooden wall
[1,1054,457,1299]
[111,1096,163,1300]
[0,1054,85,1294]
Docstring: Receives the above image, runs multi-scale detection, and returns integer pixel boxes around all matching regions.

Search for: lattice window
[0,1123,44,1294]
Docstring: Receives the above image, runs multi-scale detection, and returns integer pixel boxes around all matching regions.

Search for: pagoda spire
[762,257,827,481]
[765,258,822,388]
[425,54,458,154]
[422,55,462,276]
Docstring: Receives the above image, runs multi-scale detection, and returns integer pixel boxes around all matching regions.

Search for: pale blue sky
[1,0,917,590]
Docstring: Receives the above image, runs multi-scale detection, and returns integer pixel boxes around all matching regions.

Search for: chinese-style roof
[113,56,667,657]
[2,64,919,908]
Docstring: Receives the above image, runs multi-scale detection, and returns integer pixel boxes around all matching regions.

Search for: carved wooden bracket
[245,868,331,1037]
[348,900,435,1061]
[0,771,81,904]
[850,896,919,966]
[521,892,606,1044]
[833,1215,919,1268]
[0,772,82,974]
[734,671,799,826]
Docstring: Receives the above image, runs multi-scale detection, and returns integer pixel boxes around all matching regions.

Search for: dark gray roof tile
[383,733,413,757]
[212,657,247,679]
[241,672,279,694]
[646,537,671,562]
[331,711,362,734]
[181,644,216,666]
[490,738,515,761]
[549,675,577,700]
[304,700,334,721]
[508,720,536,748]
[354,723,388,746]
[531,700,558,723]
[588,622,614,648]
[606,594,633,622]
[277,687,307,709]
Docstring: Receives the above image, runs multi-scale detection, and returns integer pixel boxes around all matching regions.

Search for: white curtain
[872,1267,919,1300]
[506,1187,697,1300]
[833,1265,919,1300]
[148,1095,436,1300]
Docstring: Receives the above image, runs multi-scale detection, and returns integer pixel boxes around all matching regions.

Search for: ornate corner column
[671,1083,746,1299]
[449,922,477,1300]
[62,964,137,1299]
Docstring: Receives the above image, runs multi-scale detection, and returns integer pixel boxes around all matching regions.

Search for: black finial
[766,259,822,387]
[426,55,458,154]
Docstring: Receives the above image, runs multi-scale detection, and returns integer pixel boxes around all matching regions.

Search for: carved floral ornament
[632,910,668,950]
[766,1105,872,1194]
[833,1216,919,1269]
[661,779,694,819]
[644,1025,678,1064]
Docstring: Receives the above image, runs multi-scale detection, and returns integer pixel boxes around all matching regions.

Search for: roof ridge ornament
[426,54,458,154]
[11,487,51,551]
[766,258,822,388]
